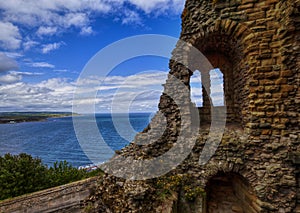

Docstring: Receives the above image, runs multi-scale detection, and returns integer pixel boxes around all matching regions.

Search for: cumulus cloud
[0,1,107,50]
[41,42,65,54]
[63,12,89,28]
[37,26,58,36]
[129,0,169,13]
[0,70,42,85]
[0,69,224,111]
[0,71,168,112]
[0,0,110,34]
[122,10,142,25]
[23,40,39,51]
[0,82,55,111]
[0,22,22,50]
[74,71,168,113]
[80,26,93,36]
[0,0,185,50]
[128,0,185,14]
[0,72,22,84]
[0,52,19,72]
[0,0,111,26]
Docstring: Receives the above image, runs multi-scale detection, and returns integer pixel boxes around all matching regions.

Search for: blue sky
[0,0,224,113]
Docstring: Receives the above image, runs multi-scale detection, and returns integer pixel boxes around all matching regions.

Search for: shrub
[0,153,102,201]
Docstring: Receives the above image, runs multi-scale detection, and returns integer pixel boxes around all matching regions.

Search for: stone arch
[187,20,256,126]
[189,67,226,124]
[201,161,258,189]
[188,20,255,49]
[205,172,260,213]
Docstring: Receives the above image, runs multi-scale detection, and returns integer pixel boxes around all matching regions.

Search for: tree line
[0,153,102,201]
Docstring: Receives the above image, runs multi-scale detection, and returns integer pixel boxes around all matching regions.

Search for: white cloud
[37,26,57,36]
[3,52,23,58]
[14,71,43,76]
[80,26,93,36]
[170,0,185,14]
[0,71,168,112]
[74,71,168,113]
[27,62,55,68]
[0,0,111,27]
[0,1,111,32]
[190,69,225,106]
[0,72,22,84]
[0,52,19,72]
[0,22,22,50]
[23,40,39,51]
[0,78,76,111]
[0,0,183,32]
[0,70,224,112]
[122,10,142,25]
[190,86,203,107]
[128,0,168,13]
[128,0,185,14]
[63,12,89,28]
[0,0,185,51]
[190,70,202,84]
[0,70,41,85]
[42,42,65,54]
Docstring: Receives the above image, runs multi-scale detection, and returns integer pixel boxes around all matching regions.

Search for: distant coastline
[0,112,77,124]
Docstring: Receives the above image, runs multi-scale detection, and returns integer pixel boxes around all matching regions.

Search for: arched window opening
[210,68,224,107]
[190,68,226,124]
[189,49,243,125]
[190,70,203,107]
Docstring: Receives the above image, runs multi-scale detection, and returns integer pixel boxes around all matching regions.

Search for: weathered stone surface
[88,0,297,211]
[6,0,298,212]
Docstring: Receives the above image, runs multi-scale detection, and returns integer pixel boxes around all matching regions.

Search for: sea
[0,113,152,168]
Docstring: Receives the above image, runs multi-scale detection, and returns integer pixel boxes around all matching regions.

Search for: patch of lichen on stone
[155,175,182,200]
[154,174,205,201]
[183,185,206,201]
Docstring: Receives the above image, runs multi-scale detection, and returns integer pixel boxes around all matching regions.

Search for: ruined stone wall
[0,177,98,213]
[172,0,299,211]
[1,1,298,213]
[87,0,300,212]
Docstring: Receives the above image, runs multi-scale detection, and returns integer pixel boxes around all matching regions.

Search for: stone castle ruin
[95,0,300,212]
[0,0,299,212]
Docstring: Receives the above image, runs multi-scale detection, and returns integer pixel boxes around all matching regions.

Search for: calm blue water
[0,113,152,167]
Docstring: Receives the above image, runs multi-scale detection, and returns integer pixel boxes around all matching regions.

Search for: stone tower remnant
[91,0,300,212]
